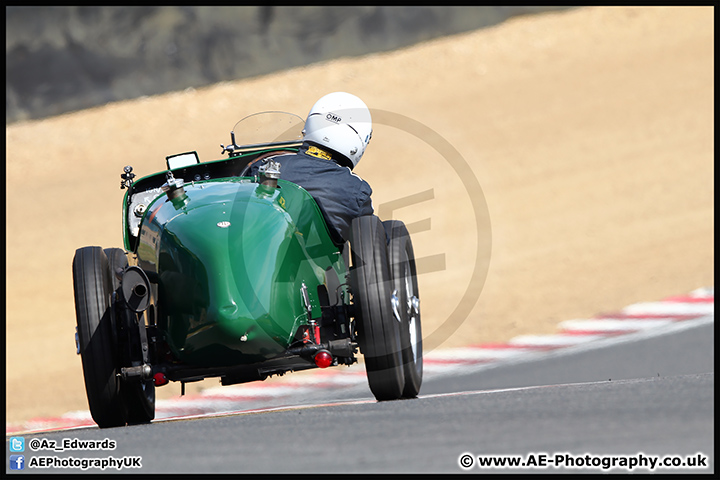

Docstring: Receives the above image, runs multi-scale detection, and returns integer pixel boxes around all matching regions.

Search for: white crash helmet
[302,92,372,169]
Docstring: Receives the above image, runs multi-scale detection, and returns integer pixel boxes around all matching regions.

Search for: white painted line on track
[559,318,673,332]
[622,301,714,316]
[509,333,607,347]
[425,347,531,362]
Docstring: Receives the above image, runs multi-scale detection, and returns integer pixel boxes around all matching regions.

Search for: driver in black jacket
[249,92,374,246]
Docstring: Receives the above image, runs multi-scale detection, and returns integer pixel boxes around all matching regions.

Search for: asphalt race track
[6,317,713,474]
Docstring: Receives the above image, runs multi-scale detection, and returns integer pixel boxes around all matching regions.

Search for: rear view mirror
[166,151,200,170]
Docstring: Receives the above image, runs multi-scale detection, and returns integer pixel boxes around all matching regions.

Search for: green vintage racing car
[72,112,422,428]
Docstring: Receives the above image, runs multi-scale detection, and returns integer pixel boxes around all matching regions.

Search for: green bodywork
[125,169,347,367]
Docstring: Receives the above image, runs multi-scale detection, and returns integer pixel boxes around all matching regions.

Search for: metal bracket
[120,165,135,189]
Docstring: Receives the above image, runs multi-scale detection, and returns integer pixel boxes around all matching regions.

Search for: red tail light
[313,350,333,368]
[153,372,169,386]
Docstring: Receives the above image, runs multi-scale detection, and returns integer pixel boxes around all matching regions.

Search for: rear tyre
[73,246,126,428]
[383,221,423,398]
[350,215,405,401]
[104,248,155,424]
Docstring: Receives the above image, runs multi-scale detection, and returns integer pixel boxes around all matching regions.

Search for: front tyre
[73,246,126,428]
[350,215,405,401]
[104,248,155,425]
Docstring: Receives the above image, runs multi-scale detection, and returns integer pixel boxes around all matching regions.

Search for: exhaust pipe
[121,266,151,312]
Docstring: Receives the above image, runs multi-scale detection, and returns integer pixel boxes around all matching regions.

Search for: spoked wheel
[104,248,155,425]
[350,215,405,401]
[73,246,126,428]
[383,220,423,398]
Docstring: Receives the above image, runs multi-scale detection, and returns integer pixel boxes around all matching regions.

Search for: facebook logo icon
[9,455,25,470]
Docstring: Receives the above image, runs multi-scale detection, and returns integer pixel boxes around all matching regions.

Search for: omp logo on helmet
[325,112,342,123]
